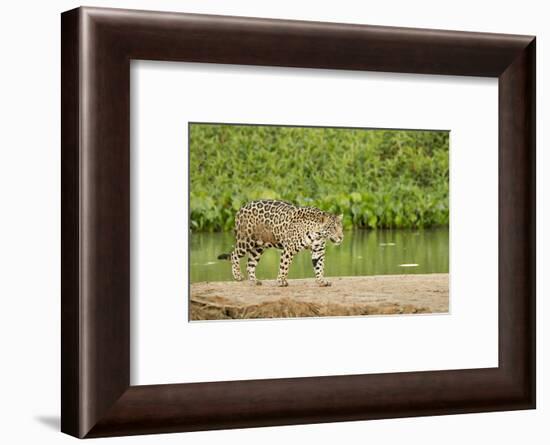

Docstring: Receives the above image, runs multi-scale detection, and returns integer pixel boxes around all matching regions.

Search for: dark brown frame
[61,6,536,438]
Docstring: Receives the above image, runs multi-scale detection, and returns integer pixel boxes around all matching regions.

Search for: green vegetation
[190,124,449,232]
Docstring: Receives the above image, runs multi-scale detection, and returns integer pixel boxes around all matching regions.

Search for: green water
[190,228,449,283]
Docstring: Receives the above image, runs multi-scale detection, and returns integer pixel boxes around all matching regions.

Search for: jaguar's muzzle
[330,236,343,245]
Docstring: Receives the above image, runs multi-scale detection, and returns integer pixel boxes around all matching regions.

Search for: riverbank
[190,273,449,320]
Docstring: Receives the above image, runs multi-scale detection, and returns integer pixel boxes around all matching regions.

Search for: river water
[190,228,449,283]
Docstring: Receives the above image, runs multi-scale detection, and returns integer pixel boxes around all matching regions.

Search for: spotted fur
[218,200,344,287]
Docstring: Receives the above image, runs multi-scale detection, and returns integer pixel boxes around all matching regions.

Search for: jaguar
[218,200,343,287]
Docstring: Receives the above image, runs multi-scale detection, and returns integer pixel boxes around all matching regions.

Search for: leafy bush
[190,124,449,231]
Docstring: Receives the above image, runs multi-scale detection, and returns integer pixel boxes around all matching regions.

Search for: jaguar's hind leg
[230,243,247,281]
[246,246,265,285]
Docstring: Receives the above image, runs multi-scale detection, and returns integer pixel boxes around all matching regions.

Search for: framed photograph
[187,123,450,321]
[61,7,536,438]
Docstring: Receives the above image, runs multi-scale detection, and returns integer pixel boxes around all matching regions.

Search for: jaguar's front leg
[277,247,295,287]
[312,240,331,286]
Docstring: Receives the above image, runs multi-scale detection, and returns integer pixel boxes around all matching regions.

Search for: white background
[0,1,546,444]
[132,62,498,384]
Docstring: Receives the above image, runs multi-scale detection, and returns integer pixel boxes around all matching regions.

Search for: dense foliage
[190,124,449,232]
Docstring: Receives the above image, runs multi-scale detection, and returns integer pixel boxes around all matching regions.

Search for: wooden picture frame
[61,6,536,438]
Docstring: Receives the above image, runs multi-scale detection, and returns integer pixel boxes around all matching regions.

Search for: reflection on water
[190,228,449,283]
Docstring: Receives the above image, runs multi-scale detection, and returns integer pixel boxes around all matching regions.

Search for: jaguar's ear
[337,214,344,221]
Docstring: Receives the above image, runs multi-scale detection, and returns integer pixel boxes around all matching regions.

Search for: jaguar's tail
[217,252,231,260]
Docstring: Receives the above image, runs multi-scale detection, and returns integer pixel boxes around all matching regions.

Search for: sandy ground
[190,274,449,320]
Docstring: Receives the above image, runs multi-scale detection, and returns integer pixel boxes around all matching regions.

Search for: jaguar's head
[323,213,344,245]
